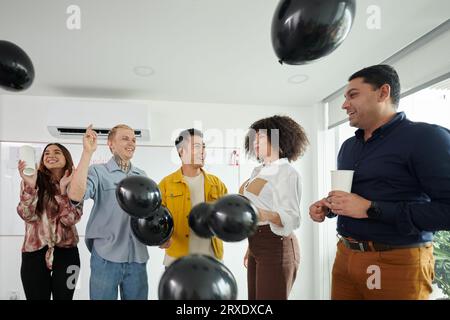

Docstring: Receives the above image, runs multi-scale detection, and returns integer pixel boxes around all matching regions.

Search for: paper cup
[19,145,36,176]
[331,170,354,192]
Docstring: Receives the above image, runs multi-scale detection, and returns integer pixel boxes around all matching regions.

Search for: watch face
[326,209,337,218]
[368,203,380,218]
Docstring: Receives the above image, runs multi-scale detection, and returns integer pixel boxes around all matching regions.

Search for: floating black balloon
[209,194,258,242]
[158,254,237,300]
[271,0,356,64]
[0,40,35,91]
[188,202,215,238]
[130,206,174,246]
[116,175,162,218]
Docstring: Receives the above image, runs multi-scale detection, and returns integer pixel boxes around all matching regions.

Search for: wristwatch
[326,208,337,218]
[366,201,382,219]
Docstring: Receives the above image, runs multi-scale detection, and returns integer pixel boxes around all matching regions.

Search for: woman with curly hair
[240,115,309,300]
[17,143,82,300]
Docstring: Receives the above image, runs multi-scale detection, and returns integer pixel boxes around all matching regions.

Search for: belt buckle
[344,237,366,252]
[358,242,365,251]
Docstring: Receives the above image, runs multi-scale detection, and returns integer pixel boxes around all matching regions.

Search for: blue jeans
[89,248,148,300]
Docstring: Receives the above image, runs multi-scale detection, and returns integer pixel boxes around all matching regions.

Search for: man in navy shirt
[310,64,450,299]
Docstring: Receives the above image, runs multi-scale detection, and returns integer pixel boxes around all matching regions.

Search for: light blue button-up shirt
[83,157,149,263]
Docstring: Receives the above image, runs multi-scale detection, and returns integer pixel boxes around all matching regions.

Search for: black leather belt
[340,236,432,252]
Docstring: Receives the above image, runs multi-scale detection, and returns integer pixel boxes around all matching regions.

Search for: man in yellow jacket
[159,128,228,266]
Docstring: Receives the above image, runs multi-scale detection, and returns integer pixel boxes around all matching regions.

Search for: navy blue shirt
[336,112,450,245]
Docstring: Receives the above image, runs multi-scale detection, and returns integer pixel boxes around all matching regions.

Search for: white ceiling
[0,0,449,107]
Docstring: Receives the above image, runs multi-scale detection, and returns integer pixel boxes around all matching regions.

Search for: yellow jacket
[158,168,228,260]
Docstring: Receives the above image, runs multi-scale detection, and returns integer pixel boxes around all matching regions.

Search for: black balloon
[188,202,214,238]
[0,40,35,91]
[158,254,237,300]
[130,206,174,246]
[116,175,162,218]
[271,0,356,65]
[209,194,258,242]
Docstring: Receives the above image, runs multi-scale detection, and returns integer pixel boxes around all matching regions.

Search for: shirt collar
[262,157,290,167]
[172,167,210,184]
[355,112,406,140]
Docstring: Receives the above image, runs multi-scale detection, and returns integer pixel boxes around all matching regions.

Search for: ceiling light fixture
[133,66,154,77]
[288,74,309,84]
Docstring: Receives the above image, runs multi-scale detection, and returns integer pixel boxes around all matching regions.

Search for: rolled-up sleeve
[84,166,99,200]
[69,166,98,208]
[270,173,302,236]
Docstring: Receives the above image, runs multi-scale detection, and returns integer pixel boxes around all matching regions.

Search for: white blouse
[241,158,302,237]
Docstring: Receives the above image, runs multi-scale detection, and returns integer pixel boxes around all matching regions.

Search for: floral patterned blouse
[17,182,82,269]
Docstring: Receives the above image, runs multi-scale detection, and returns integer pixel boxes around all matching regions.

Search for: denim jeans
[89,248,148,300]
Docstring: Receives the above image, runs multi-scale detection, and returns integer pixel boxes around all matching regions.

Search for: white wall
[0,94,318,300]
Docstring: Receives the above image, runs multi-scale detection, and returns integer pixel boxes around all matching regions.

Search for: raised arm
[17,160,39,222]
[68,125,97,202]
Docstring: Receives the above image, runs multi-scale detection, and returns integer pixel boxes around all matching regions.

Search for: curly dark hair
[245,115,309,161]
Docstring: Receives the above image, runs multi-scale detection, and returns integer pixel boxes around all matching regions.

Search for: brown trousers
[247,225,300,300]
[331,240,435,300]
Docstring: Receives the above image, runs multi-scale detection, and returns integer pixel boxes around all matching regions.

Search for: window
[399,79,450,299]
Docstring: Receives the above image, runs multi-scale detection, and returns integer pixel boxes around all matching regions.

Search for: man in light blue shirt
[69,124,149,300]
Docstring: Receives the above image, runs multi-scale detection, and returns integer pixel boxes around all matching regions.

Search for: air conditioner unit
[46,99,150,141]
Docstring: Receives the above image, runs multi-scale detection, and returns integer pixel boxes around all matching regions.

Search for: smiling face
[342,77,385,130]
[42,144,67,171]
[108,128,136,161]
[179,134,206,168]
[254,130,271,161]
